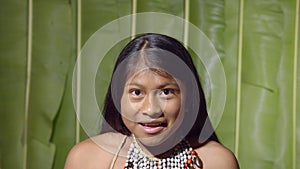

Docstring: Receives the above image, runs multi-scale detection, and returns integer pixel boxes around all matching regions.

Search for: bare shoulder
[196,141,240,169]
[64,137,112,169]
[64,133,128,169]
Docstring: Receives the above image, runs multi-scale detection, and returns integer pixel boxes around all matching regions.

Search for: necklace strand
[124,136,203,169]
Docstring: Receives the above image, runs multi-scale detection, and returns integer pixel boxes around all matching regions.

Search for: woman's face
[120,69,182,145]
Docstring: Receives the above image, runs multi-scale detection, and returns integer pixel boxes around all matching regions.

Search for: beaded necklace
[124,136,203,169]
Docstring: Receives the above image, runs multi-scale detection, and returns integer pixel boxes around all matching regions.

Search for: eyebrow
[126,83,144,88]
[126,82,179,89]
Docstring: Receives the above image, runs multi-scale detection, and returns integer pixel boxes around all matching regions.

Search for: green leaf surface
[82,0,132,44]
[51,1,77,168]
[276,0,298,167]
[216,0,240,151]
[297,20,300,169]
[136,0,184,15]
[135,0,184,38]
[190,0,226,58]
[0,0,27,168]
[238,0,294,168]
[27,0,75,168]
[52,65,77,169]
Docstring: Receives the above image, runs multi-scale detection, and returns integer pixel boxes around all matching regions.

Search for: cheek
[120,97,136,130]
[163,99,181,118]
[120,95,139,121]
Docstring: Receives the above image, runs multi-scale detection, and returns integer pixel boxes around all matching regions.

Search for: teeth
[140,122,166,127]
[144,123,161,127]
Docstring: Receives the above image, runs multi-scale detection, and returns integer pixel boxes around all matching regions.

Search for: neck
[132,135,184,159]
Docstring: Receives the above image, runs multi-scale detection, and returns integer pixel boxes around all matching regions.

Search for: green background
[0,0,299,169]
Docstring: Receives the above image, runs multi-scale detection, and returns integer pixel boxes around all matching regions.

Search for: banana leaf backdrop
[0,0,299,169]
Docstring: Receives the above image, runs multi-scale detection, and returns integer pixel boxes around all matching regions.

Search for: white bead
[125,140,202,169]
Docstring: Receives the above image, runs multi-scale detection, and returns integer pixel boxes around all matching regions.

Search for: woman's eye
[130,89,141,96]
[161,89,174,95]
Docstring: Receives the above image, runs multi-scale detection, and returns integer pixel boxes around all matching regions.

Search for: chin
[137,127,178,146]
[138,134,166,146]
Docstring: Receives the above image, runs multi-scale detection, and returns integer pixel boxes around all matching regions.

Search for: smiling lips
[139,122,167,134]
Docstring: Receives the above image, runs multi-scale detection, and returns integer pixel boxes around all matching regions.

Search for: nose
[140,93,163,118]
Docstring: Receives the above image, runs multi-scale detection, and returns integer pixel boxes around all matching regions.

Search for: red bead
[187,159,193,164]
[190,150,197,155]
[184,163,188,168]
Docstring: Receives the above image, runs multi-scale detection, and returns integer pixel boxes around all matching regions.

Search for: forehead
[126,69,176,84]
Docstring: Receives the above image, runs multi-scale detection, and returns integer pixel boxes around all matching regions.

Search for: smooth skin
[65,70,239,169]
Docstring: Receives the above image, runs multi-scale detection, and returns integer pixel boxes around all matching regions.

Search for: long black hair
[101,33,218,145]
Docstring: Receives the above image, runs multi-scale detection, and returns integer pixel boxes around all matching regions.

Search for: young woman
[65,33,239,169]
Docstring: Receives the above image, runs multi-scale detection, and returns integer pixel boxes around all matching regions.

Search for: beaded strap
[109,135,128,169]
[124,136,203,169]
